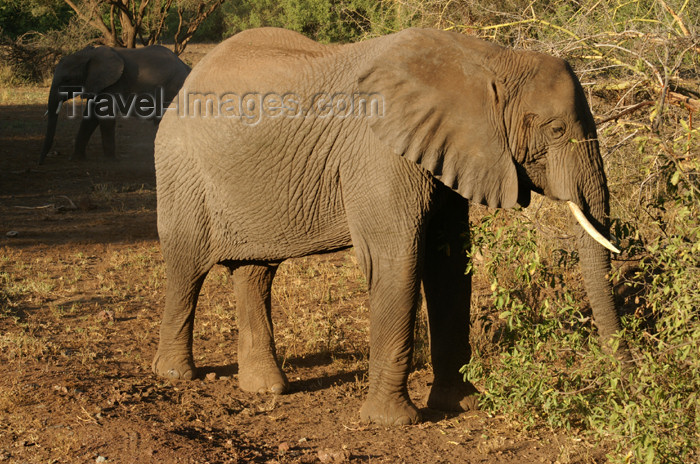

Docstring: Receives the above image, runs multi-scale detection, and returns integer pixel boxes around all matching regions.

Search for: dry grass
[0,85,47,105]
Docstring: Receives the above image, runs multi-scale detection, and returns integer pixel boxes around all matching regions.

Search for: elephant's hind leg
[152,263,209,380]
[423,189,479,411]
[231,263,288,395]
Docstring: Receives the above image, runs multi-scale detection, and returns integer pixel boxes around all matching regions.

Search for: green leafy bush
[0,0,72,40]
[464,186,698,462]
[220,0,415,43]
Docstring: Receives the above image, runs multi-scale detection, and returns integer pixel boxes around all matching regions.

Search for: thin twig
[57,195,77,210]
[597,101,654,125]
[14,204,55,210]
[656,0,691,37]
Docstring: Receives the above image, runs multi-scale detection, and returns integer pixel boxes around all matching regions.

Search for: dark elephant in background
[39,45,190,164]
[152,27,629,426]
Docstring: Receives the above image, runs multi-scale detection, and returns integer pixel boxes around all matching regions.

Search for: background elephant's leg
[231,263,288,395]
[72,107,99,160]
[152,262,209,380]
[98,117,116,158]
[422,190,479,411]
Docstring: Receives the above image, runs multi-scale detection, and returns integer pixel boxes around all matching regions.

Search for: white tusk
[567,201,620,254]
[56,100,63,115]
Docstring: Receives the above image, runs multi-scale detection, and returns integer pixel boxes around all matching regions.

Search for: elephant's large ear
[358,30,518,208]
[84,47,124,94]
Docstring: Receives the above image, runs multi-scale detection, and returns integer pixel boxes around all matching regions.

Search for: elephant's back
[216,27,330,56]
[185,28,335,87]
[155,27,388,173]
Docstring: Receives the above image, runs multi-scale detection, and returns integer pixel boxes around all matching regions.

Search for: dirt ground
[0,46,610,464]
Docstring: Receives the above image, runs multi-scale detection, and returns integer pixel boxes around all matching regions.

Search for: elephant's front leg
[232,263,288,395]
[359,255,423,425]
[72,109,99,160]
[98,117,116,158]
[423,190,479,411]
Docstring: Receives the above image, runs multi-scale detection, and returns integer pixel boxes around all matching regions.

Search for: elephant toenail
[270,383,286,395]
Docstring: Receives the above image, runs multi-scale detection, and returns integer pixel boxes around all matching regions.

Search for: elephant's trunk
[39,83,63,165]
[570,141,632,363]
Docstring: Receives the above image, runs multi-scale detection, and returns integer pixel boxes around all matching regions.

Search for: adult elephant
[152,28,630,425]
[39,45,191,164]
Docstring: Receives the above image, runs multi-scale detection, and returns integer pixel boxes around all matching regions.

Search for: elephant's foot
[360,394,421,426]
[152,350,196,380]
[426,380,480,412]
[237,358,288,394]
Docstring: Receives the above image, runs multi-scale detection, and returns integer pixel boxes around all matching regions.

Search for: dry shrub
[0,20,96,85]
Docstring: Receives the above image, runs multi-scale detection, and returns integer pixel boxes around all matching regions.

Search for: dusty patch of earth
[0,52,608,463]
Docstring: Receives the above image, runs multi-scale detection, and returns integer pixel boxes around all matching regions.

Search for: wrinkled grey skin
[153,28,629,426]
[39,45,190,164]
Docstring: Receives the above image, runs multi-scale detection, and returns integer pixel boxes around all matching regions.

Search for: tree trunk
[120,9,137,48]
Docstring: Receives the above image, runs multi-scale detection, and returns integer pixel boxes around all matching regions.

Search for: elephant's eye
[549,120,567,138]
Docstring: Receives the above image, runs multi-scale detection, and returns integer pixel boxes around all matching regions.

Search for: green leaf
[670,170,681,186]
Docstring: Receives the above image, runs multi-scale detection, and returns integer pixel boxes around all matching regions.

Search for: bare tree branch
[63,0,118,46]
[174,0,225,55]
[60,0,224,50]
